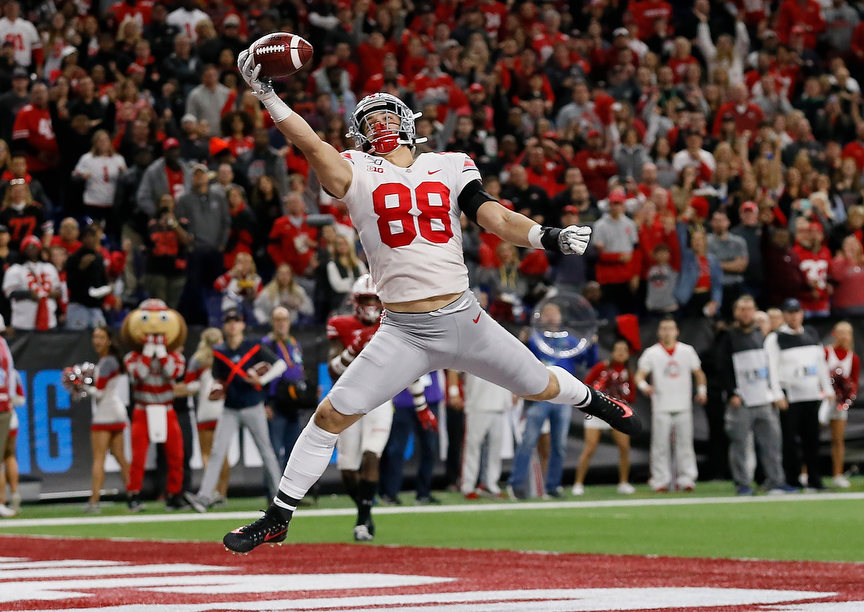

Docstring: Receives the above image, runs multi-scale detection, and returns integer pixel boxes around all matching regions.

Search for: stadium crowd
[0,0,862,514]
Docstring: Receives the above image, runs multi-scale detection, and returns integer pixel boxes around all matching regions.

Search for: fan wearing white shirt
[73,130,127,225]
[0,1,42,70]
[166,0,209,42]
[635,318,707,492]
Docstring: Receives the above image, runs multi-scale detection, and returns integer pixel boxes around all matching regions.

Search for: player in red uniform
[223,43,641,554]
[328,275,436,540]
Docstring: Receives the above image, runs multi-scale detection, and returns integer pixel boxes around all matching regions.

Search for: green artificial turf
[2,480,862,562]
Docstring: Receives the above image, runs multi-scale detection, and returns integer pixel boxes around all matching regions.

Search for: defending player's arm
[408,378,438,432]
[237,50,352,199]
[328,327,376,379]
[466,182,592,256]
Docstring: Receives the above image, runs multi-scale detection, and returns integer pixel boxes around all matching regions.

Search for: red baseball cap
[740,200,758,213]
[791,25,806,36]
[20,235,41,250]
[163,137,180,150]
[562,205,580,215]
[809,221,824,234]
[586,129,601,139]
[468,83,484,93]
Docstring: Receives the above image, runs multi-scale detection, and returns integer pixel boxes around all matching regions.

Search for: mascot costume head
[121,298,187,353]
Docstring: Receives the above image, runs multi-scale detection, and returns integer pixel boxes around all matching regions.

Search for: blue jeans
[508,401,573,495]
[65,303,106,330]
[379,402,440,499]
[268,410,301,469]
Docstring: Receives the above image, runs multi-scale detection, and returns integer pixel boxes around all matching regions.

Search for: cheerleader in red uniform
[824,321,859,488]
[573,339,637,495]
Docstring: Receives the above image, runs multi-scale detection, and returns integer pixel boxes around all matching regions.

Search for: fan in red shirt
[109,0,153,28]
[841,122,864,171]
[362,53,406,98]
[668,37,699,83]
[11,83,59,174]
[355,31,397,89]
[629,0,673,40]
[267,193,318,278]
[524,144,565,199]
[224,186,256,270]
[712,83,765,138]
[793,221,831,316]
[414,52,462,123]
[49,217,82,254]
[574,130,618,199]
[530,10,569,63]
[776,0,826,49]
[479,0,508,41]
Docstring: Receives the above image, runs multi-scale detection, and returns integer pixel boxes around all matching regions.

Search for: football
[249,362,272,377]
[251,32,313,79]
[208,381,226,401]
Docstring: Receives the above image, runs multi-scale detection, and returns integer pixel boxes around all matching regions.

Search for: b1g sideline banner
[7,327,331,497]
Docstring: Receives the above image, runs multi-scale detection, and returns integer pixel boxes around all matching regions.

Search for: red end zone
[1,535,862,610]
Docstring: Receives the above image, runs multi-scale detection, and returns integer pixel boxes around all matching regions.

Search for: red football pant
[128,408,184,495]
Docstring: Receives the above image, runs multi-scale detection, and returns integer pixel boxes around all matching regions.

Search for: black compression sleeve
[457,179,497,224]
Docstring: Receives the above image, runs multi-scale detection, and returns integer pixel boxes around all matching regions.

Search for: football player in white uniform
[223,46,642,554]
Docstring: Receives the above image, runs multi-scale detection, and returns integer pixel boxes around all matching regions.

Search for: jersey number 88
[372,181,453,248]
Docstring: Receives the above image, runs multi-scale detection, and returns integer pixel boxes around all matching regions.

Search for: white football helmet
[346,93,427,154]
[351,274,382,324]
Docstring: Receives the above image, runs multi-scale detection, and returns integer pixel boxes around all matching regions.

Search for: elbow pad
[457,179,498,224]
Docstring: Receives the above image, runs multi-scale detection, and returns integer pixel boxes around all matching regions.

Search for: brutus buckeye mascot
[121,299,187,511]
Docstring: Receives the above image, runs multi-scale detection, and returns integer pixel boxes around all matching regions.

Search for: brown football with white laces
[251,32,313,79]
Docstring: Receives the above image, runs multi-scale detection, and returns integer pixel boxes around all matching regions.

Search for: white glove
[237,48,272,97]
[558,225,592,255]
[88,285,112,299]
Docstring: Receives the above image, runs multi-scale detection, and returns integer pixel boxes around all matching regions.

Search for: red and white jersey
[2,261,61,330]
[0,17,41,67]
[124,351,184,409]
[327,314,379,349]
[794,244,831,313]
[340,150,480,303]
[12,104,58,172]
[74,152,127,206]
[637,342,702,414]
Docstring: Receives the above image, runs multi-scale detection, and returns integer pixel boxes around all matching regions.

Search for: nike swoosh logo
[473,313,481,324]
[264,529,287,542]
[428,169,441,174]
[612,397,634,417]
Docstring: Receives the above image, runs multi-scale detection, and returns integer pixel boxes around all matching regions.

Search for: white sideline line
[1,492,863,529]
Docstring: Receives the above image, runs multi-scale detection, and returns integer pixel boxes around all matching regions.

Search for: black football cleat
[223,505,290,554]
[579,388,643,436]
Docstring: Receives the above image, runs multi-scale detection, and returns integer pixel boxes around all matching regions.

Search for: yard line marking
[2,492,863,529]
